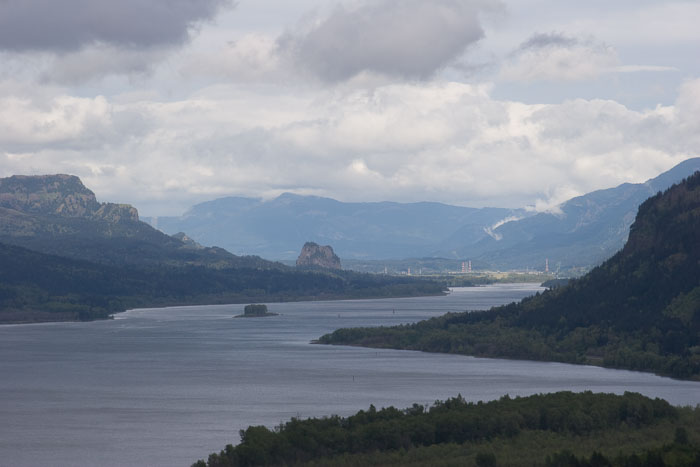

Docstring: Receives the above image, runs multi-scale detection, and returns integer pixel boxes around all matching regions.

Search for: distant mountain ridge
[147,158,700,271]
[320,170,700,379]
[148,194,524,260]
[457,157,700,271]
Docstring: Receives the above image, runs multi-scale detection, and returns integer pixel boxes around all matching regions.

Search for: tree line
[193,391,699,466]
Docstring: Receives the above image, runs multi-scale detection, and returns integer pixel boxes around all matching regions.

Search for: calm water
[1,284,699,467]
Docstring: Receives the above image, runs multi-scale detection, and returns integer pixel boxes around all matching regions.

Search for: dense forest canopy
[193,391,700,466]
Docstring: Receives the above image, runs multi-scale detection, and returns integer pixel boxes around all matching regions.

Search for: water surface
[1,284,698,467]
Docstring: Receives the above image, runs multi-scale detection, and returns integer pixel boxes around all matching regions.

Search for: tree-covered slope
[0,240,444,324]
[193,391,700,467]
[0,174,281,270]
[455,157,700,271]
[0,175,445,323]
[320,171,700,379]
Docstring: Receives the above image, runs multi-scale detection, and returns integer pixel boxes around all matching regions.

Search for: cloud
[0,0,232,52]
[613,65,678,73]
[277,0,498,82]
[39,45,169,84]
[499,32,680,83]
[517,33,579,51]
[564,2,700,47]
[2,78,699,216]
[500,33,618,82]
[483,215,524,241]
[180,34,283,83]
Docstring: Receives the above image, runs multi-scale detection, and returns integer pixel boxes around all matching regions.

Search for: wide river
[1,284,699,467]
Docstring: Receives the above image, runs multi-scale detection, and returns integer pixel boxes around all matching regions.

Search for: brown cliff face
[93,203,139,223]
[0,174,139,223]
[296,242,341,269]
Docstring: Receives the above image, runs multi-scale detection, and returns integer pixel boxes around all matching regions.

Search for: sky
[1,0,699,216]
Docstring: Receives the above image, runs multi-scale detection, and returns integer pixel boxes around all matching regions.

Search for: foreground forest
[320,172,700,379]
[194,391,700,466]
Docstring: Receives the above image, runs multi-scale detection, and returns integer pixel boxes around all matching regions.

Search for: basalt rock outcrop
[296,242,341,270]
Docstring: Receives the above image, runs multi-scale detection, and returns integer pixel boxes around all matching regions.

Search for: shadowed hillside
[320,171,700,379]
[0,175,445,324]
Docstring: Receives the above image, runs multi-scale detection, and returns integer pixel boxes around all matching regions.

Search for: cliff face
[93,203,139,223]
[0,174,138,223]
[296,242,342,269]
[172,232,204,249]
[0,174,99,217]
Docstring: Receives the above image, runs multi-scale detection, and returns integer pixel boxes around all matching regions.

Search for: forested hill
[0,175,445,324]
[194,391,700,467]
[0,174,279,270]
[0,240,444,324]
[454,157,700,271]
[320,172,700,379]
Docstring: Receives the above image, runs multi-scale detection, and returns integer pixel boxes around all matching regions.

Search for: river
[1,284,698,466]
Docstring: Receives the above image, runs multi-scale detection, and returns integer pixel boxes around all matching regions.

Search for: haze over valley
[146,158,700,273]
[1,1,699,466]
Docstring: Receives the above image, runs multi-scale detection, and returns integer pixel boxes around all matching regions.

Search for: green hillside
[319,172,700,379]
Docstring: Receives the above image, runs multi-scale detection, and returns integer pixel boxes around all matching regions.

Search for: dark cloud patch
[0,0,232,52]
[279,0,494,82]
[517,33,580,52]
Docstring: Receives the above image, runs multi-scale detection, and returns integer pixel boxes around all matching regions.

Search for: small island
[235,304,278,318]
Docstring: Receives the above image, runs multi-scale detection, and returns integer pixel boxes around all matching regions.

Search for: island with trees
[236,304,278,318]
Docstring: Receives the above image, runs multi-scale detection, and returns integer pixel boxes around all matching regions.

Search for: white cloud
[497,30,681,91]
[41,45,169,84]
[2,78,698,216]
[180,34,282,82]
[177,0,502,85]
[613,65,678,73]
[500,33,618,82]
[484,215,524,240]
[566,2,700,47]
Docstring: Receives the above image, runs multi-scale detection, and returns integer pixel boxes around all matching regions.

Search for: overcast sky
[1,0,699,216]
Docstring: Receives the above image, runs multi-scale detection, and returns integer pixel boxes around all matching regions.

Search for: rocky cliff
[0,174,138,223]
[296,242,342,269]
[0,174,279,269]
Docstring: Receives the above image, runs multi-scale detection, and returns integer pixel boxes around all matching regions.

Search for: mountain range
[460,157,700,271]
[147,196,522,262]
[146,158,700,271]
